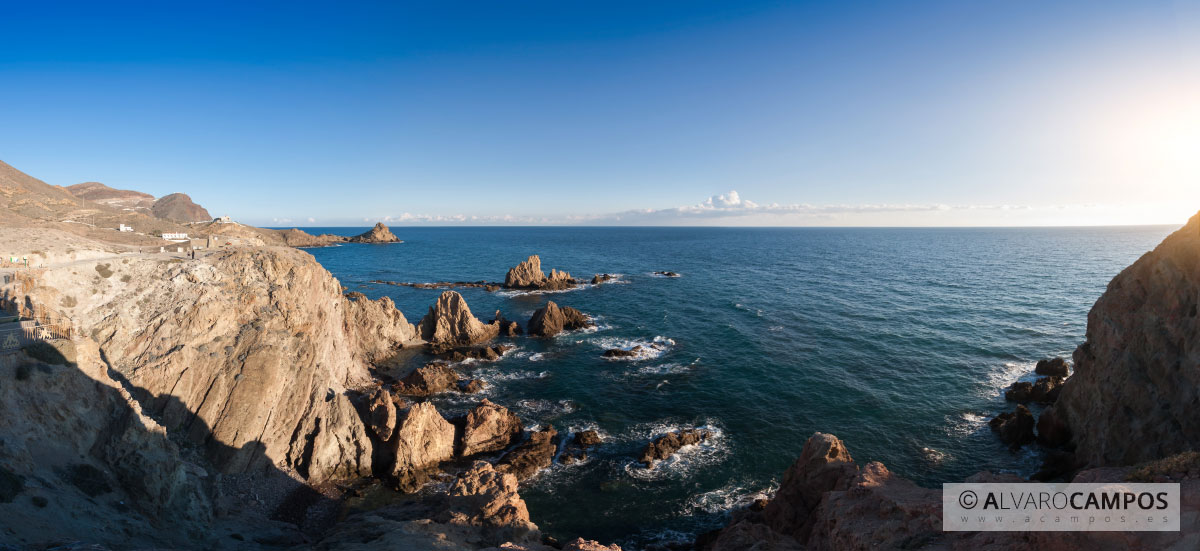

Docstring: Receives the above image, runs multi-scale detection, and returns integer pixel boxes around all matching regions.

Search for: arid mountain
[151,192,212,223]
[65,182,156,212]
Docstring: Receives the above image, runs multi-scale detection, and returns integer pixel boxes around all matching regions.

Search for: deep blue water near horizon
[297,225,1174,549]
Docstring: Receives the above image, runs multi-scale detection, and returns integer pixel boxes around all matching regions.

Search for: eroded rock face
[639,429,711,468]
[1053,212,1200,466]
[344,292,423,363]
[419,291,501,348]
[527,301,592,337]
[366,387,400,442]
[503,255,577,290]
[391,402,455,492]
[460,400,523,457]
[761,432,859,543]
[496,426,558,480]
[349,222,401,244]
[25,246,377,484]
[438,461,540,546]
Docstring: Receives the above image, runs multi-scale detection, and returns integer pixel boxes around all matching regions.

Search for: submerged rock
[459,399,523,458]
[639,428,711,468]
[497,426,558,480]
[418,291,500,348]
[653,271,680,278]
[437,344,512,363]
[573,430,602,448]
[527,301,592,337]
[591,273,618,284]
[602,347,641,358]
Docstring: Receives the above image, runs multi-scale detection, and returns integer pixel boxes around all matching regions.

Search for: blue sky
[2,1,1197,226]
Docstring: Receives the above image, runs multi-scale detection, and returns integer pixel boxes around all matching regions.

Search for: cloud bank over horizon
[261,190,1192,228]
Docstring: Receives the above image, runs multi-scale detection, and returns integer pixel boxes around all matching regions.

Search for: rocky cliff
[1055,212,1200,467]
[17,246,381,484]
[349,222,402,243]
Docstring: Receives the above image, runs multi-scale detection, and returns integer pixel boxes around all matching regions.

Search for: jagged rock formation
[66,181,156,212]
[419,291,501,348]
[1003,375,1063,404]
[1055,212,1200,467]
[1035,357,1070,377]
[639,428,712,468]
[459,400,523,457]
[491,310,523,336]
[503,255,578,290]
[988,404,1035,450]
[348,222,401,243]
[389,402,456,491]
[151,192,211,223]
[344,292,423,363]
[526,301,592,337]
[311,461,542,550]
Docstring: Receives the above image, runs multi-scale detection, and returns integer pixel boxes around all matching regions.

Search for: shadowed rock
[496,426,558,480]
[527,301,592,337]
[988,405,1036,450]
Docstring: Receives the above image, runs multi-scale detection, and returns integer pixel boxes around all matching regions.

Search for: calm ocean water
[299,225,1174,548]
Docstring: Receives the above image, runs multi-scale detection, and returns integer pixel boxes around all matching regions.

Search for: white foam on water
[528,353,546,362]
[944,411,990,437]
[648,272,682,278]
[980,360,1037,398]
[622,422,728,481]
[495,283,596,298]
[513,398,578,419]
[682,481,778,515]
[591,336,676,361]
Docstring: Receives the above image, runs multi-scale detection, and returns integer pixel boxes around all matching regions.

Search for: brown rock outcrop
[23,246,376,483]
[279,228,348,247]
[419,291,501,348]
[497,426,558,480]
[491,311,523,336]
[760,432,859,543]
[639,428,711,468]
[344,292,423,363]
[527,301,592,337]
[349,222,401,244]
[1055,212,1200,467]
[366,387,401,442]
[394,363,461,396]
[459,400,523,457]
[503,255,578,290]
[390,402,455,492]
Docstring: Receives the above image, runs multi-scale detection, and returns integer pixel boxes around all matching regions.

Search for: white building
[162,232,189,241]
[119,224,134,232]
[214,215,232,224]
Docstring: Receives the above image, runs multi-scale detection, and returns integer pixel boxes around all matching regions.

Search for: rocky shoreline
[2,204,1200,549]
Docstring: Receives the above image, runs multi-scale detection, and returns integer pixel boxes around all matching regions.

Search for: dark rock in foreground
[496,426,558,480]
[988,405,1035,450]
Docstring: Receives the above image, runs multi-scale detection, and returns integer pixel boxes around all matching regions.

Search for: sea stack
[349,222,402,243]
[503,255,578,290]
[526,301,593,337]
[418,291,501,348]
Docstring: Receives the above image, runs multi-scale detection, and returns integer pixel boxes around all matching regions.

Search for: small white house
[162,232,189,241]
[214,215,232,224]
[119,224,134,232]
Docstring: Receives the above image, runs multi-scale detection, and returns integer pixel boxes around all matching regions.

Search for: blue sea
[297,225,1174,548]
